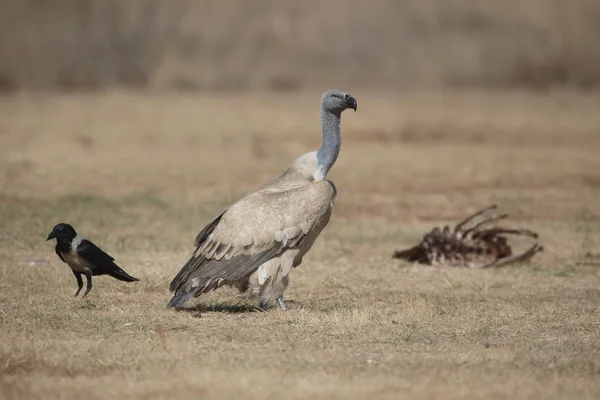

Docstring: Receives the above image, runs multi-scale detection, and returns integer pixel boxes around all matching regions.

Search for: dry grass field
[0,89,599,399]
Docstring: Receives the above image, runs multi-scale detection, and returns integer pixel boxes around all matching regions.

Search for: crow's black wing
[77,239,138,281]
[76,239,115,267]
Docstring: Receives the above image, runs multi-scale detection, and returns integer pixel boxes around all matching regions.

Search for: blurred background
[1,0,599,93]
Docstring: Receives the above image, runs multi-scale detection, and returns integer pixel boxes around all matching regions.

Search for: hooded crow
[46,223,139,297]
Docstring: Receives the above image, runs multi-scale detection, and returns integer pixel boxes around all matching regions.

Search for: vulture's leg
[276,297,288,311]
[259,300,271,311]
[480,243,544,268]
[82,269,93,298]
[72,271,84,297]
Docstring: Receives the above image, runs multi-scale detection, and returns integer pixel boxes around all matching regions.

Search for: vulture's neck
[315,108,341,181]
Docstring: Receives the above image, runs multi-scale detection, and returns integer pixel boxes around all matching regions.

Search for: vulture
[168,89,357,310]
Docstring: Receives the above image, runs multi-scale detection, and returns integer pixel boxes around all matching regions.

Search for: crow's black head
[46,223,77,242]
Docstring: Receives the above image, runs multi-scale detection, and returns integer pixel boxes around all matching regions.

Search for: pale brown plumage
[168,167,336,309]
[168,89,357,309]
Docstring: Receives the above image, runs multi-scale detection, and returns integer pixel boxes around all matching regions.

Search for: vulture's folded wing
[167,180,336,307]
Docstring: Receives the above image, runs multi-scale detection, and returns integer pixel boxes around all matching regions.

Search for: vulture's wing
[168,180,336,307]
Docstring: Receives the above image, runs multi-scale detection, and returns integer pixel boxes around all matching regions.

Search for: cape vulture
[167,89,357,310]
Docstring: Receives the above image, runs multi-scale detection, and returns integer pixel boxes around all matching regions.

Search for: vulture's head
[322,89,357,113]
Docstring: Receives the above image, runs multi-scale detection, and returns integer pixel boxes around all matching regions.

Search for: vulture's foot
[276,297,288,311]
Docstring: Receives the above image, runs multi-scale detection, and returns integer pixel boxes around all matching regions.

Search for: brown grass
[1,89,600,399]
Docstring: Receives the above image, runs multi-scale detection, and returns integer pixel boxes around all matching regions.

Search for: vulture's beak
[346,96,357,112]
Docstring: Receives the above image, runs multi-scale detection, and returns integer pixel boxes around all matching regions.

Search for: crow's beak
[345,96,357,112]
[46,232,55,241]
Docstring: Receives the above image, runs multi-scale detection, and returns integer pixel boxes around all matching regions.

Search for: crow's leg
[72,271,84,297]
[82,269,93,298]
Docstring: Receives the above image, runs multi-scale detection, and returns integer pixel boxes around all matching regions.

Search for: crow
[46,223,139,297]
